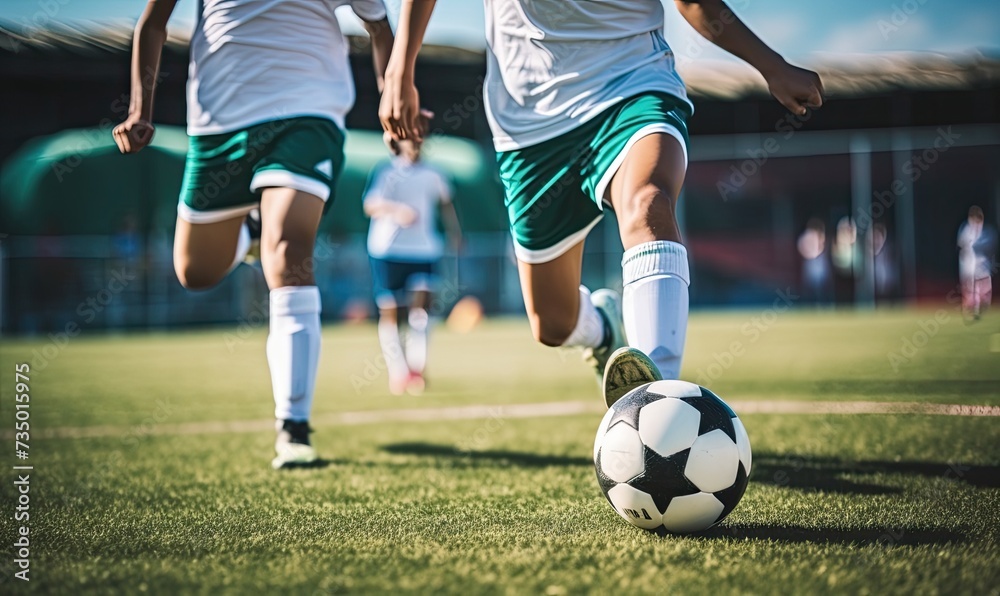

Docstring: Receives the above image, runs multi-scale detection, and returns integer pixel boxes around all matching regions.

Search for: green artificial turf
[0,310,998,594]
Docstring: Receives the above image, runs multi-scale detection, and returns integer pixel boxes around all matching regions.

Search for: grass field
[1,309,998,594]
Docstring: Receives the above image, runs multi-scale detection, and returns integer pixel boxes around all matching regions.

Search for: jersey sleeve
[349,0,387,23]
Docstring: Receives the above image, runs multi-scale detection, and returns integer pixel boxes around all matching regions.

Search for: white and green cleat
[601,346,663,409]
[583,289,628,393]
[271,420,318,470]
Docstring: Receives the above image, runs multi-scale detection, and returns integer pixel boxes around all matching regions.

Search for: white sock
[267,286,321,421]
[378,317,410,381]
[405,307,429,374]
[622,241,690,379]
[562,286,606,349]
[228,223,251,274]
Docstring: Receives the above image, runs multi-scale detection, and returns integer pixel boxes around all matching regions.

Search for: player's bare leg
[173,216,249,290]
[606,132,689,403]
[405,289,431,394]
[377,304,410,395]
[259,187,325,469]
[516,241,626,389]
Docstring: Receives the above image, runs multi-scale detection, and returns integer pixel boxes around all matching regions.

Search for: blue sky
[4,0,998,63]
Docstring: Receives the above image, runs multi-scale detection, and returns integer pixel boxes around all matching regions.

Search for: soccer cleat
[406,371,426,396]
[602,346,663,409]
[271,419,318,469]
[583,289,627,390]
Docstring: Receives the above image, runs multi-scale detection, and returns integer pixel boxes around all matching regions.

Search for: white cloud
[750,13,809,49]
[823,13,932,53]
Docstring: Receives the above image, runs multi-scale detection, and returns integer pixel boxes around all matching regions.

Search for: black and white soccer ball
[593,380,751,534]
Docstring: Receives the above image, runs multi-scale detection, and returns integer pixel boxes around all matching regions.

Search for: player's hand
[380,72,423,141]
[112,115,156,154]
[394,204,418,227]
[382,110,435,154]
[764,62,824,116]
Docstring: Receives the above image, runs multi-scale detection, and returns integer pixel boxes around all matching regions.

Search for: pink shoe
[406,372,426,396]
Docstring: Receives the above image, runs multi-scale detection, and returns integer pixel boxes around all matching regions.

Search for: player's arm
[363,170,417,225]
[380,0,437,141]
[112,0,178,153]
[363,17,394,92]
[365,197,418,227]
[436,176,461,251]
[674,0,823,115]
[440,200,462,252]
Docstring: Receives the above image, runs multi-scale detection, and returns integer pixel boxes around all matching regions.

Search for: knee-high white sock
[562,286,606,349]
[228,223,251,274]
[378,317,410,381]
[622,241,690,379]
[267,286,321,421]
[405,307,429,374]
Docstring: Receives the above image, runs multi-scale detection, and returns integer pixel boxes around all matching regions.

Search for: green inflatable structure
[0,125,505,236]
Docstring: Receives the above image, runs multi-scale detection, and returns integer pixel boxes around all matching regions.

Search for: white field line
[9,400,1000,441]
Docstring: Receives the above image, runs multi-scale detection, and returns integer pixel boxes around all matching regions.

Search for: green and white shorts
[497,92,691,264]
[178,116,345,224]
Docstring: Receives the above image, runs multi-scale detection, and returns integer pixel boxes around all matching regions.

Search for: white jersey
[186,0,386,136]
[365,158,452,261]
[484,0,692,151]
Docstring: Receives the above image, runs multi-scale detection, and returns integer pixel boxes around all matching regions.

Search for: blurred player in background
[112,0,392,468]
[380,0,823,405]
[364,137,461,395]
[957,206,997,320]
[797,217,832,304]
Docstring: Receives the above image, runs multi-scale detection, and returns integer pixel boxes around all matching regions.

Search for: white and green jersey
[186,0,386,136]
[484,0,692,151]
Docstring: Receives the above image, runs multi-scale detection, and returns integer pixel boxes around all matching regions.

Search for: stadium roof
[2,22,998,100]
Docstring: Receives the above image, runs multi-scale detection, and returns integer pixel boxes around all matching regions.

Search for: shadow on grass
[381,443,591,467]
[752,453,1000,494]
[696,524,966,546]
[274,459,334,470]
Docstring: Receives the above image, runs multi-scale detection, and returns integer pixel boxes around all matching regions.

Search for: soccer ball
[593,380,751,534]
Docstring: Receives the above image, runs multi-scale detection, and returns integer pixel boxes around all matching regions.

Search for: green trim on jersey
[179,116,345,215]
[497,92,691,258]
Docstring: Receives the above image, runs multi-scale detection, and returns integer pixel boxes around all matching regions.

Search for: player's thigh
[608,132,687,248]
[174,127,259,289]
[517,240,585,345]
[259,187,324,288]
[173,216,245,290]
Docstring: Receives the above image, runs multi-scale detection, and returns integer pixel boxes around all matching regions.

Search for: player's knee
[528,311,576,347]
[617,184,677,241]
[174,261,221,291]
[262,237,314,287]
